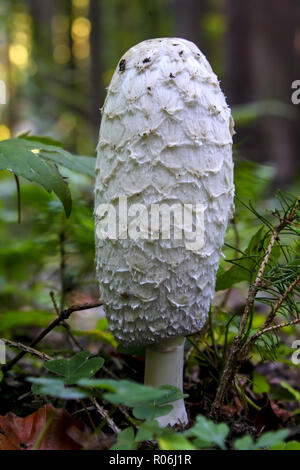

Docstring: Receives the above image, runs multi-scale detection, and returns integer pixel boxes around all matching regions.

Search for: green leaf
[234,435,256,450]
[185,415,229,450]
[78,379,184,408]
[132,385,186,419]
[78,379,185,421]
[21,134,96,177]
[280,441,300,450]
[255,430,289,449]
[44,351,104,384]
[158,434,196,450]
[28,377,87,399]
[19,134,64,147]
[110,428,138,451]
[252,371,270,395]
[135,420,166,442]
[0,138,72,217]
[235,429,290,451]
[0,370,3,382]
[268,442,286,450]
[133,403,173,420]
[153,385,187,406]
[102,381,170,406]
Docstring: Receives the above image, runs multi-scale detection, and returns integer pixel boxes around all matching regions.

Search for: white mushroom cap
[95,38,234,347]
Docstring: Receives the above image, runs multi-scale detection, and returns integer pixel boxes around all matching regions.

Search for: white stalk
[144,336,188,427]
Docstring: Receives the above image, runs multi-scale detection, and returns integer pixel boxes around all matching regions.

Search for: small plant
[211,192,300,417]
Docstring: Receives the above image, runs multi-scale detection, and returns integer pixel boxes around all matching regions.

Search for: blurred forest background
[0,0,299,343]
[1,0,300,179]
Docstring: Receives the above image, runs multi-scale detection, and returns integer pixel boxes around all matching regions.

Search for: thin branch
[248,317,300,341]
[1,301,102,373]
[80,399,97,432]
[50,291,60,316]
[260,273,300,331]
[1,327,120,436]
[90,397,121,434]
[238,273,300,360]
[47,293,119,434]
[211,199,299,418]
[0,338,52,362]
[119,405,140,430]
[50,291,84,351]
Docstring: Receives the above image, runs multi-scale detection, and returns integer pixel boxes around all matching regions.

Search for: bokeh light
[0,125,11,141]
[71,17,91,41]
[9,44,29,68]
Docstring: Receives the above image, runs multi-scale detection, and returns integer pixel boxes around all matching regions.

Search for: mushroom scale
[95,38,234,348]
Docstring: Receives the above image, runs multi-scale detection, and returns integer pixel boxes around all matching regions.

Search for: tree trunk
[226,0,299,186]
[173,0,202,48]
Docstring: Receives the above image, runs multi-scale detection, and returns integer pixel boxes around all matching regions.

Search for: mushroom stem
[144,336,188,427]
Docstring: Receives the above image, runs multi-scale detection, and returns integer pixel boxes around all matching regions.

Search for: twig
[1,331,120,435]
[1,301,102,373]
[47,293,119,435]
[1,308,121,436]
[236,274,300,362]
[50,291,60,316]
[80,399,97,432]
[50,291,84,351]
[245,318,300,345]
[211,199,299,418]
[102,365,119,380]
[259,273,300,331]
[119,405,140,430]
[91,397,121,434]
[0,338,52,362]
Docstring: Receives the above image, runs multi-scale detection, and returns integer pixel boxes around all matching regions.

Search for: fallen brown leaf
[0,404,92,450]
[254,395,293,433]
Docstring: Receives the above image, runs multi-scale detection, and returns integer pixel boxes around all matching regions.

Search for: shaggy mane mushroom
[95,38,234,427]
